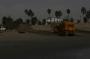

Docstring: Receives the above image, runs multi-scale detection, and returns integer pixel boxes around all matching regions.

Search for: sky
[0,0,90,23]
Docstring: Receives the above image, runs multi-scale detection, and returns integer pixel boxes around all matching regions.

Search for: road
[0,32,90,59]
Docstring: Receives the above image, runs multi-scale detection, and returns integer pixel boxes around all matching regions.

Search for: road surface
[0,32,90,59]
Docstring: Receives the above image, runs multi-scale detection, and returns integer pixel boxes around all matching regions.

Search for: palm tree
[29,9,34,18]
[2,16,7,26]
[24,9,34,24]
[47,9,52,23]
[14,18,23,28]
[24,9,34,18]
[24,9,28,15]
[38,20,42,25]
[16,18,23,24]
[31,17,38,25]
[47,9,51,18]
[55,10,62,23]
[66,9,70,19]
[81,7,87,17]
[55,10,62,18]
[25,19,30,24]
[81,7,87,22]
[86,10,90,19]
[42,19,46,25]
[2,16,14,29]
[83,17,88,23]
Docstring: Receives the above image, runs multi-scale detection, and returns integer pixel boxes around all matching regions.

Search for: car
[0,26,6,33]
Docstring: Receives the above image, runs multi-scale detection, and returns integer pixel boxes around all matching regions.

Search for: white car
[0,26,6,32]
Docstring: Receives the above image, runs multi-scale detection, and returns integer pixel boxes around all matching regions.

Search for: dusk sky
[0,0,90,22]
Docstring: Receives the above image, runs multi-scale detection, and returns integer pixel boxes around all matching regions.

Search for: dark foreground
[0,32,90,59]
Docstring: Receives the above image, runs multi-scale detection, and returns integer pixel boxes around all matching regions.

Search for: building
[46,17,63,24]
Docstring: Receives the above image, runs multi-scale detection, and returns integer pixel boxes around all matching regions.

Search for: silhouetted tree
[16,18,23,24]
[14,18,23,28]
[81,7,87,22]
[29,9,34,18]
[2,16,7,26]
[24,9,34,18]
[66,9,70,19]
[2,16,14,29]
[83,17,88,23]
[47,9,52,23]
[25,19,30,24]
[31,17,38,25]
[24,9,34,24]
[42,19,46,25]
[55,10,62,18]
[38,20,42,25]
[81,7,87,16]
[13,21,18,28]
[47,9,51,17]
[86,10,90,19]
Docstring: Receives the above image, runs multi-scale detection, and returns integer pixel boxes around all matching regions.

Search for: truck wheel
[59,31,66,36]
[68,32,75,36]
[18,31,26,33]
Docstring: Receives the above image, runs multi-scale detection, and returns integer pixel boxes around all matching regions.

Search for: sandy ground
[32,23,90,32]
[76,23,90,31]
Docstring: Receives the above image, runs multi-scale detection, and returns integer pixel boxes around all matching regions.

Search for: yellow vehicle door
[68,22,75,32]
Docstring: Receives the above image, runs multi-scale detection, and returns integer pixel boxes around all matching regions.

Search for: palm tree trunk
[68,14,69,20]
[49,14,51,24]
[30,16,32,25]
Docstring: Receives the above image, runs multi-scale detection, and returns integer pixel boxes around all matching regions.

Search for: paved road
[0,32,90,59]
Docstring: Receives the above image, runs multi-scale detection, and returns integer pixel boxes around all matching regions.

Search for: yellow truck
[52,20,76,36]
[63,20,75,36]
